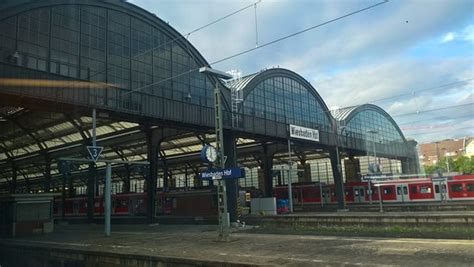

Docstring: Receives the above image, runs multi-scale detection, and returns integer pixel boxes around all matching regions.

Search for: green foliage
[454,155,474,174]
[424,155,474,175]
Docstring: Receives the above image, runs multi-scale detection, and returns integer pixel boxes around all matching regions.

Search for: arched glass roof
[332,104,407,145]
[226,68,333,131]
[0,0,221,108]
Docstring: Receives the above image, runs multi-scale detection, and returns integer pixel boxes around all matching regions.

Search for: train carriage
[273,175,474,205]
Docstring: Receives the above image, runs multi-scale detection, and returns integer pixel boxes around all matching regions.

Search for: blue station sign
[199,167,245,180]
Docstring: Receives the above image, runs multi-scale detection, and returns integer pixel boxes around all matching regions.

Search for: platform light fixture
[199,67,233,80]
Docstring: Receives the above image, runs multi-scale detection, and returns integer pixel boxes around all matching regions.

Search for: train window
[360,190,364,196]
[397,187,401,195]
[403,187,408,195]
[383,187,392,195]
[467,184,474,192]
[450,184,463,192]
[411,187,417,194]
[420,186,431,194]
[115,200,127,208]
[435,185,440,193]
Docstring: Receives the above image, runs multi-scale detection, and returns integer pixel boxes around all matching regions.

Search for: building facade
[0,0,420,219]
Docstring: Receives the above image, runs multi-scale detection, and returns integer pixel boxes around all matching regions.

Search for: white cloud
[462,24,474,43]
[440,24,474,44]
[312,56,473,142]
[127,0,473,143]
[441,32,455,43]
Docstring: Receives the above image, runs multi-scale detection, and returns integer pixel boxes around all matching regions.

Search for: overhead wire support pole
[216,81,229,241]
[199,67,233,242]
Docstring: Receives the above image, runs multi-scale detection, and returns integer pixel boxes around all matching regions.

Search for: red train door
[396,184,409,202]
[322,188,331,204]
[353,186,365,203]
[432,178,448,201]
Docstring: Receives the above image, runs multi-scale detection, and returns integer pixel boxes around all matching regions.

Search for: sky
[128,0,473,144]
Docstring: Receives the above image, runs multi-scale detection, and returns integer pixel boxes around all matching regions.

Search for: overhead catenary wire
[391,102,474,118]
[325,78,473,120]
[398,113,474,127]
[210,0,389,66]
[328,78,473,112]
[405,126,474,136]
[361,78,474,105]
[85,0,262,81]
[122,0,389,96]
[254,2,259,47]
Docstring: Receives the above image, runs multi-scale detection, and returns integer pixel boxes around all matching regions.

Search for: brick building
[419,138,471,166]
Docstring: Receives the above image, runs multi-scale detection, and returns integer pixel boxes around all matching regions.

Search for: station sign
[87,146,103,163]
[289,124,319,142]
[199,167,245,180]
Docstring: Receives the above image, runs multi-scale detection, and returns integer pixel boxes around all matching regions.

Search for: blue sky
[129,0,473,144]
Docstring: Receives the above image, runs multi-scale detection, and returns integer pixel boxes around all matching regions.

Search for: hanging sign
[289,124,319,142]
[199,167,245,180]
[87,146,103,163]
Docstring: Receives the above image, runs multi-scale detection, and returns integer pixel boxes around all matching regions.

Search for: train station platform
[244,210,474,228]
[1,220,474,266]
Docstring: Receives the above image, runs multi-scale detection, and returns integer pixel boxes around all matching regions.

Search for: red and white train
[273,175,474,204]
[54,175,474,218]
[53,189,217,217]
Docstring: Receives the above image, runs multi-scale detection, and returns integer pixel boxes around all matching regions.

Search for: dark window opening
[467,184,474,192]
[450,184,463,192]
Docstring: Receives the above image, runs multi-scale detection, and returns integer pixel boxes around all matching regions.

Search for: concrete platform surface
[1,223,474,266]
[281,211,474,217]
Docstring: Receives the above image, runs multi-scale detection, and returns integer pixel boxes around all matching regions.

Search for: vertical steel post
[287,139,293,213]
[319,181,323,208]
[92,108,97,147]
[368,178,372,204]
[446,156,450,173]
[105,163,111,236]
[62,172,67,220]
[92,108,97,199]
[372,133,377,167]
[377,185,383,213]
[215,82,229,241]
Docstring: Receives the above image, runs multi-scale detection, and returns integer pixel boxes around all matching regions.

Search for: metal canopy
[0,107,339,193]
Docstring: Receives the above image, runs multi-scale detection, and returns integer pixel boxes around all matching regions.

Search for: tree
[423,155,474,175]
[453,155,474,174]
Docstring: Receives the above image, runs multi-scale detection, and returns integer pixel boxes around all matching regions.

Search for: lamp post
[367,129,378,204]
[442,148,450,173]
[367,129,378,165]
[199,67,233,241]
